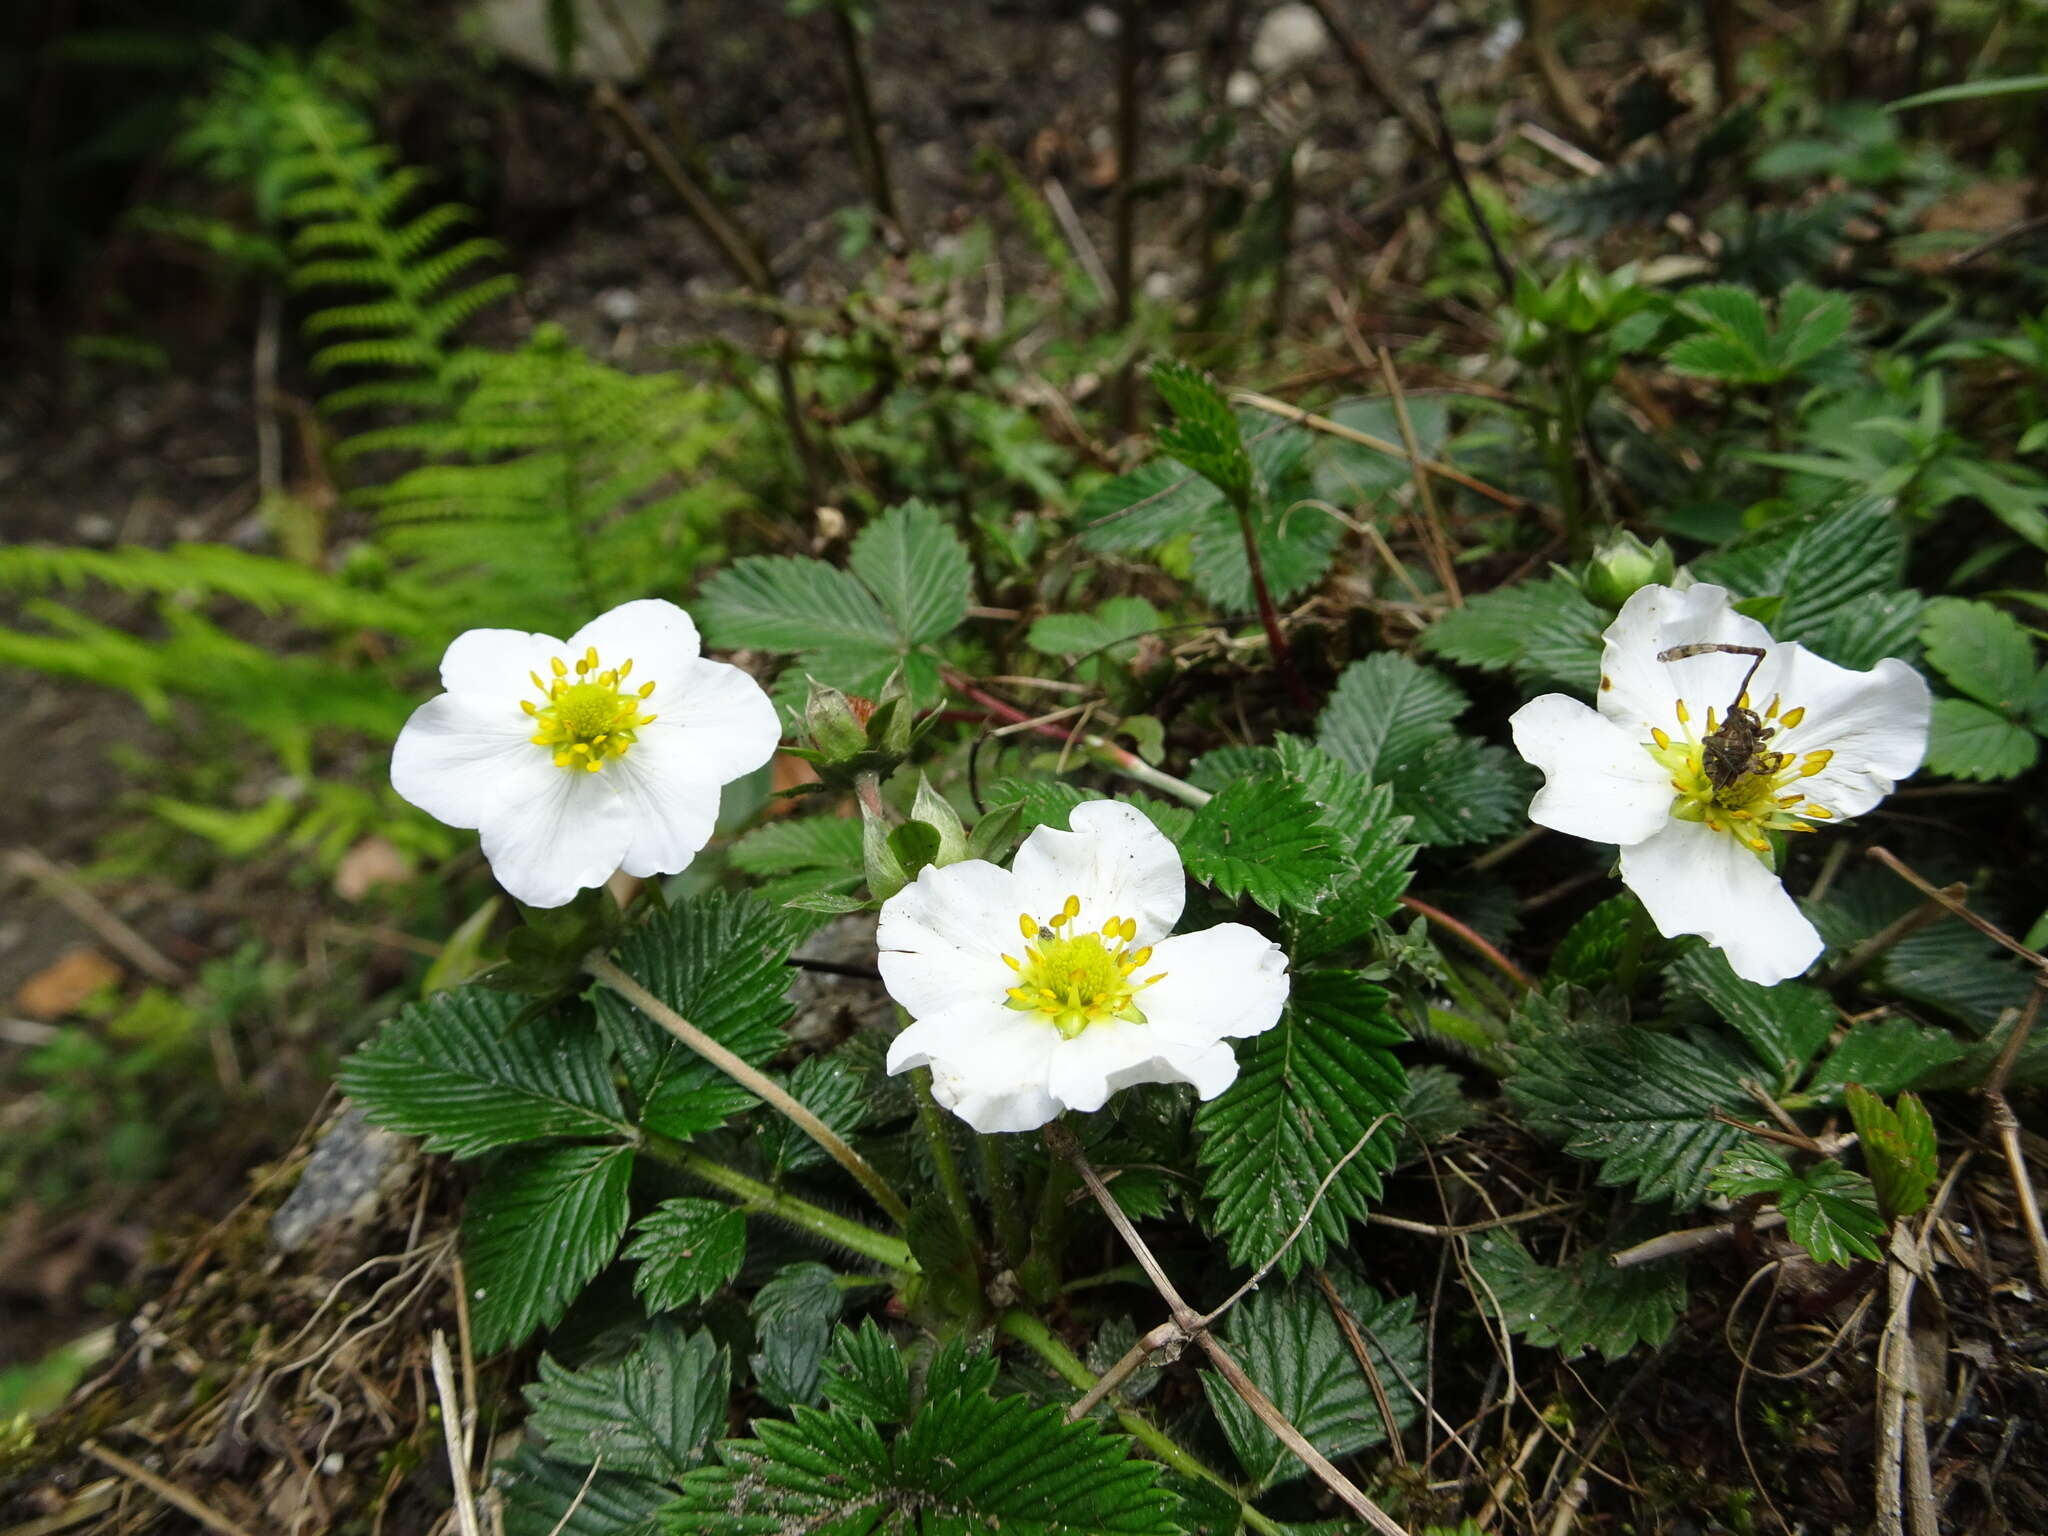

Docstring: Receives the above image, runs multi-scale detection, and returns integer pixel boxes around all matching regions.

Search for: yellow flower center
[523,646,658,773]
[1002,894,1166,1040]
[1643,692,1835,859]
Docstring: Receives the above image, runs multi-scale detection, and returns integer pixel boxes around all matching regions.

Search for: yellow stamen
[1002,895,1163,1039]
[1780,706,1806,729]
[524,646,658,775]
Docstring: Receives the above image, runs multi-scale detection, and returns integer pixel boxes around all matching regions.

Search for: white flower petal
[604,734,722,880]
[1045,1022,1241,1113]
[1764,651,1930,818]
[877,858,1026,1018]
[654,658,783,784]
[390,694,539,831]
[1010,800,1186,942]
[1620,819,1823,985]
[1135,925,1290,1048]
[438,626,564,699]
[888,1003,1062,1133]
[1509,694,1675,846]
[1599,584,1775,733]
[568,598,703,684]
[476,759,634,908]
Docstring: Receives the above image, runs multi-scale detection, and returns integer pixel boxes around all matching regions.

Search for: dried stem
[589,955,912,1228]
[1232,388,1542,515]
[1986,980,2048,1288]
[1608,1209,1789,1269]
[1421,81,1515,300]
[430,1331,483,1536]
[1374,345,1462,606]
[82,1441,259,1536]
[1046,1124,1413,1536]
[1301,0,1432,141]
[1315,1269,1409,1468]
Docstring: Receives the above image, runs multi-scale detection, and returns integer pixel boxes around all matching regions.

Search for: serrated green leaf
[340,987,630,1158]
[593,893,797,1140]
[1766,497,1913,660]
[1153,358,1253,511]
[1418,575,1604,693]
[1396,1064,1482,1146]
[848,499,973,645]
[1274,741,1417,963]
[729,816,864,905]
[1667,943,1835,1079]
[1922,598,2039,711]
[1710,1144,1884,1265]
[1195,970,1408,1271]
[1076,459,1221,554]
[625,1198,746,1312]
[1181,773,1346,914]
[670,1367,1183,1534]
[750,1262,845,1408]
[1466,1230,1687,1360]
[526,1322,729,1482]
[1309,397,1448,501]
[1844,1085,1939,1221]
[1927,697,2039,780]
[1506,1028,1759,1208]
[756,1055,868,1177]
[979,778,1197,845]
[697,554,894,652]
[1317,653,1468,782]
[1387,734,1533,847]
[498,1444,667,1536]
[1202,1274,1423,1490]
[466,1143,634,1351]
[1187,495,1343,609]
[1027,596,1165,660]
[1809,1018,1967,1097]
[1547,894,1645,988]
[820,1318,913,1424]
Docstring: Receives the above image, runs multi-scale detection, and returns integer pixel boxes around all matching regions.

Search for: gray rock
[1251,3,1326,76]
[270,1103,408,1254]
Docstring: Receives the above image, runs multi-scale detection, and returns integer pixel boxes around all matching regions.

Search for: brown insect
[1657,643,1789,791]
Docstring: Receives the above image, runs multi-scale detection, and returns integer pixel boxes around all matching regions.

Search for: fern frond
[0,543,426,633]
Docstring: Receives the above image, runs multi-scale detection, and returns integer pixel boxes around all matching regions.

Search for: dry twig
[81,1441,257,1536]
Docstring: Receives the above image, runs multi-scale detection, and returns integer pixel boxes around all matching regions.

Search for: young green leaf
[592,893,797,1140]
[749,1262,845,1408]
[1507,1028,1759,1208]
[1194,970,1408,1272]
[669,1366,1184,1534]
[979,778,1196,844]
[1274,740,1418,962]
[624,1198,746,1312]
[525,1322,729,1483]
[729,816,864,906]
[1202,1274,1423,1490]
[1181,773,1345,915]
[1186,494,1343,609]
[340,987,631,1158]
[1076,459,1219,554]
[1151,358,1253,512]
[1547,894,1647,989]
[1027,596,1166,662]
[1387,733,1534,847]
[755,1055,868,1176]
[1710,1144,1884,1265]
[1466,1230,1687,1361]
[466,1142,634,1351]
[1843,1085,1939,1221]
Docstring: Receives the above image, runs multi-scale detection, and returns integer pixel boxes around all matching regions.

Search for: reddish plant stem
[1398,894,1535,992]
[1232,507,1316,712]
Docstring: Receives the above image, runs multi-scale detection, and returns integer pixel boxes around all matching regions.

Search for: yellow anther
[1738,691,1751,709]
[1804,804,1833,819]
[639,681,657,698]
[1002,953,1021,971]
[1779,792,1804,806]
[1748,837,1769,852]
[520,699,538,716]
[1800,750,1832,777]
[1705,706,1718,734]
[1651,727,1672,749]
[1062,895,1081,919]
[1779,706,1806,729]
[1675,700,1690,724]
[1766,694,1781,718]
[551,656,567,677]
[618,658,633,679]
[1018,913,1037,940]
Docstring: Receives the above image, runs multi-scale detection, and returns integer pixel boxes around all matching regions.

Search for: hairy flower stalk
[391,599,779,907]
[1510,583,1930,985]
[878,801,1289,1132]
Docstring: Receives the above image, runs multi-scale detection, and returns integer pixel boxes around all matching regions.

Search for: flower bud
[909,774,968,866]
[1583,529,1676,610]
[802,677,870,762]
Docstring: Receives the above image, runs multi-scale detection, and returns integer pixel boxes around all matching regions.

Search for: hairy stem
[1233,504,1316,712]
[981,1134,1031,1270]
[589,953,913,1228]
[913,1067,981,1251]
[641,1135,917,1274]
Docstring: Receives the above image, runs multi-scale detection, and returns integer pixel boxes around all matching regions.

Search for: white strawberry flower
[392,599,779,908]
[878,800,1290,1133]
[1510,583,1930,986]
